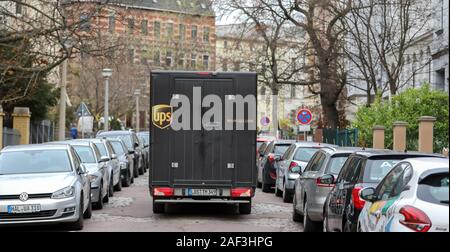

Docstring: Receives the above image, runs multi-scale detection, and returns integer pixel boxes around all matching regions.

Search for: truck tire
[239,202,252,215]
[153,200,165,214]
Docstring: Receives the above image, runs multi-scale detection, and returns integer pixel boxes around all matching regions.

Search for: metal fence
[3,127,21,147]
[323,128,359,147]
[30,120,55,144]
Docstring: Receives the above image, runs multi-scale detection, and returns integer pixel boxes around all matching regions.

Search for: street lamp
[134,89,141,133]
[58,38,73,141]
[102,68,113,131]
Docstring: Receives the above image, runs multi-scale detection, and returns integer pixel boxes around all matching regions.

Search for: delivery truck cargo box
[149,71,257,214]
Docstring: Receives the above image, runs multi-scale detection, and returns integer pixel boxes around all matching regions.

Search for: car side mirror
[318,174,335,185]
[134,142,139,148]
[128,149,135,155]
[275,155,282,162]
[99,156,110,163]
[360,187,377,202]
[111,154,117,160]
[79,164,87,175]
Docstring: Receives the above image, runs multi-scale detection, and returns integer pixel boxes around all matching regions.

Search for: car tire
[282,182,292,203]
[344,220,355,232]
[138,165,144,175]
[153,200,165,214]
[275,183,282,197]
[122,170,131,188]
[303,201,319,232]
[292,196,303,222]
[131,174,134,184]
[94,183,104,210]
[323,214,329,232]
[69,196,84,231]
[108,175,114,197]
[239,202,252,215]
[83,194,92,219]
[257,181,262,188]
[114,174,122,192]
[262,181,271,193]
[134,164,139,178]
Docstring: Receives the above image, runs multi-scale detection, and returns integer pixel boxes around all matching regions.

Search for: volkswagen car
[0,144,92,230]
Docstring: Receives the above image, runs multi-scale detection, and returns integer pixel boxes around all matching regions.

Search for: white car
[358,157,449,232]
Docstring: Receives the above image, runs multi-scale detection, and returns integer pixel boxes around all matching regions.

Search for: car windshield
[139,134,150,145]
[102,135,133,149]
[363,159,402,183]
[274,144,290,155]
[94,143,108,157]
[293,148,320,162]
[73,146,96,163]
[0,150,72,175]
[111,142,125,155]
[328,155,350,175]
[417,172,449,206]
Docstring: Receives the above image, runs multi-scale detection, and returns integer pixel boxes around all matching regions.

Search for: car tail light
[316,178,334,188]
[351,186,366,210]
[268,154,276,163]
[399,205,432,232]
[288,161,299,172]
[231,188,253,197]
[153,187,174,197]
[269,171,277,180]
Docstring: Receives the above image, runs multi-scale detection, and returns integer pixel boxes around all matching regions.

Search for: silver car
[0,144,91,230]
[275,142,336,203]
[54,140,110,209]
[82,139,122,198]
[292,147,360,229]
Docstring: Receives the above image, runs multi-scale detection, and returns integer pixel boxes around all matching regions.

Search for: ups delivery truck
[149,71,257,214]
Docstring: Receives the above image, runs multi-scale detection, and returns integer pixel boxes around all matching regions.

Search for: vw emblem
[19,192,29,202]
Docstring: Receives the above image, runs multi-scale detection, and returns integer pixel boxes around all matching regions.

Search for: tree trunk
[271,88,279,138]
[321,100,339,129]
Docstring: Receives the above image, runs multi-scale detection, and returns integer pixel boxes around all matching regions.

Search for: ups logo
[152,104,172,129]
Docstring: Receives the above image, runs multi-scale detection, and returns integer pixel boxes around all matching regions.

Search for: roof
[97,131,133,136]
[404,157,449,173]
[1,144,70,152]
[352,149,444,158]
[293,142,337,148]
[216,24,305,43]
[62,0,214,16]
[321,147,367,155]
[50,140,93,146]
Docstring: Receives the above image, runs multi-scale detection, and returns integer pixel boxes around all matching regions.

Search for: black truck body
[149,71,257,214]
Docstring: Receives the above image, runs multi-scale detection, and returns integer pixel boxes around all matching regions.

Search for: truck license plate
[7,204,41,214]
[189,189,217,196]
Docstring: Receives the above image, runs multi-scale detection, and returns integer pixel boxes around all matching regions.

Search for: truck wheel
[239,202,252,215]
[153,200,165,214]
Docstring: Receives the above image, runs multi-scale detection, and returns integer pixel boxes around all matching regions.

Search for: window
[191,54,197,69]
[141,20,148,35]
[0,150,72,175]
[15,0,23,15]
[224,40,228,49]
[127,18,135,34]
[303,152,320,172]
[203,27,210,42]
[203,55,209,70]
[343,157,362,183]
[80,13,91,31]
[166,23,174,39]
[166,51,173,67]
[141,50,148,65]
[153,51,161,66]
[294,148,321,164]
[191,25,198,40]
[73,146,96,164]
[128,49,135,63]
[222,59,228,71]
[438,0,444,32]
[154,21,161,39]
[417,172,449,206]
[291,86,296,98]
[281,145,295,160]
[376,163,406,201]
[273,144,291,155]
[178,53,185,68]
[327,155,350,175]
[179,24,186,41]
[108,15,115,33]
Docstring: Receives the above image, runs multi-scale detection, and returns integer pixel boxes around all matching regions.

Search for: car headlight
[51,186,75,199]
[120,162,127,170]
[89,174,99,183]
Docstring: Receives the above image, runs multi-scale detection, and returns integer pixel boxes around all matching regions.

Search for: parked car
[52,140,109,209]
[257,140,297,192]
[275,142,336,203]
[0,144,91,230]
[256,140,270,171]
[83,138,122,197]
[358,157,449,232]
[137,131,150,172]
[323,150,443,232]
[97,130,144,177]
[292,147,361,231]
[109,138,134,187]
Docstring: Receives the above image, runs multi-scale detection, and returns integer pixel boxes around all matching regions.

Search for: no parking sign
[297,109,313,125]
[260,116,270,126]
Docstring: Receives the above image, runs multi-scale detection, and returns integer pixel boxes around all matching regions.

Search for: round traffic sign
[297,109,313,125]
[260,116,270,126]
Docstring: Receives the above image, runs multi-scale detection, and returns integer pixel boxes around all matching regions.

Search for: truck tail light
[231,188,253,197]
[351,186,366,210]
[153,187,174,197]
[399,205,432,232]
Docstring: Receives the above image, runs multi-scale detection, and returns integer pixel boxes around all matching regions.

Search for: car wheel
[323,215,329,232]
[344,220,355,232]
[292,196,303,222]
[114,173,122,192]
[239,202,252,215]
[275,182,282,197]
[303,201,319,232]
[282,181,292,203]
[257,181,262,188]
[153,200,165,214]
[69,196,84,231]
[262,181,271,193]
[122,170,131,188]
[108,175,114,197]
[131,174,134,184]
[94,183,104,210]
[134,164,139,178]
[83,193,92,219]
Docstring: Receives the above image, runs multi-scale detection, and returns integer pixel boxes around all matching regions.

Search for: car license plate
[189,189,217,196]
[7,205,41,214]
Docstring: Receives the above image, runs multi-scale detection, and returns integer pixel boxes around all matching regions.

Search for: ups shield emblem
[152,104,172,129]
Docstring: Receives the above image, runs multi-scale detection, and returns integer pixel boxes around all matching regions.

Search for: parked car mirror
[99,156,110,163]
[128,149,135,155]
[111,154,117,159]
[275,155,282,161]
[319,174,335,185]
[360,187,377,202]
[79,164,87,175]
[134,142,139,148]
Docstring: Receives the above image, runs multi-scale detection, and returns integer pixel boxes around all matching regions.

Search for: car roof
[321,146,367,155]
[270,139,298,144]
[137,131,149,135]
[293,142,337,148]
[352,149,444,158]
[77,138,107,144]
[98,131,133,136]
[50,140,92,146]
[403,157,449,173]
[1,143,70,152]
